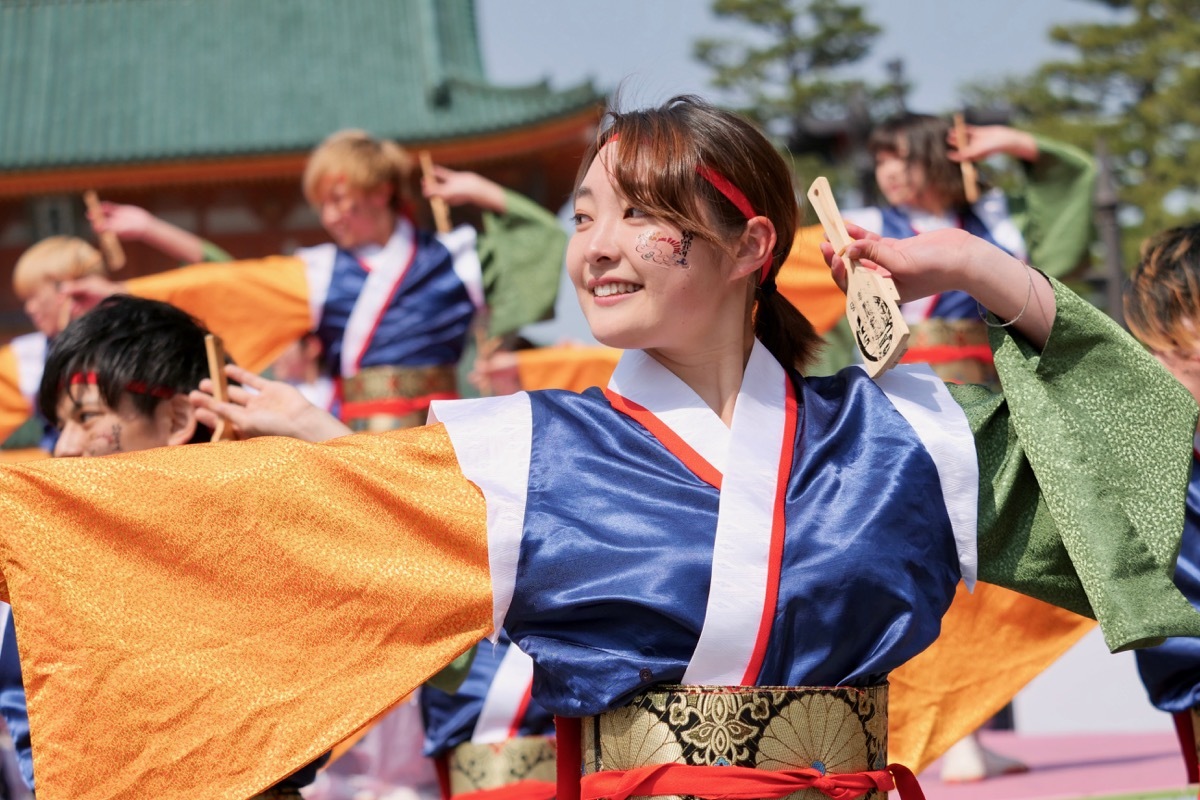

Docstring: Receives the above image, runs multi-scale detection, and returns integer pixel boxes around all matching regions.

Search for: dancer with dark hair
[1125,222,1200,786]
[2,295,325,798]
[848,112,1095,388]
[0,97,1194,799]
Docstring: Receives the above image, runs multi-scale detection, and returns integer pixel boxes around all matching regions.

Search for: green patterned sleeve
[478,190,568,338]
[1006,135,1097,279]
[946,277,1200,652]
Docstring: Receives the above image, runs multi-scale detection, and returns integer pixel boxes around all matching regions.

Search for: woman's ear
[164,393,200,446]
[730,216,777,282]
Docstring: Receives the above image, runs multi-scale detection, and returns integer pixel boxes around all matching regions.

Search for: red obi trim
[1171,709,1199,784]
[577,761,925,800]
[451,780,557,800]
[339,392,458,421]
[900,344,994,366]
[555,716,582,800]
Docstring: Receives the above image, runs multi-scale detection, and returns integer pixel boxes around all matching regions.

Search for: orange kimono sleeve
[126,256,314,373]
[778,224,846,336]
[887,581,1095,773]
[0,425,492,800]
[0,344,33,447]
[516,346,621,393]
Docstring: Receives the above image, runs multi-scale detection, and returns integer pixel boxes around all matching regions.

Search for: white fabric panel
[10,333,46,401]
[972,188,1028,262]
[471,644,535,744]
[843,206,883,234]
[863,364,980,588]
[293,243,336,330]
[607,349,730,474]
[339,219,416,377]
[437,225,484,310]
[431,393,533,641]
[682,342,788,684]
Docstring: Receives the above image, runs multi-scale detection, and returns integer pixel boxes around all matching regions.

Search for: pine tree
[967,0,1200,260]
[695,0,882,132]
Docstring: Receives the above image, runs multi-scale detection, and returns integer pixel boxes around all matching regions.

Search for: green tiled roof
[0,0,603,170]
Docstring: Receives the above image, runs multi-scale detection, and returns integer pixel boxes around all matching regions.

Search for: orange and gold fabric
[127,256,313,375]
[888,582,1095,772]
[515,346,622,394]
[0,344,32,448]
[0,426,492,800]
[778,225,846,335]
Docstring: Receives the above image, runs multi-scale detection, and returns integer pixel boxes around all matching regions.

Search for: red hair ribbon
[69,371,176,400]
[604,133,772,285]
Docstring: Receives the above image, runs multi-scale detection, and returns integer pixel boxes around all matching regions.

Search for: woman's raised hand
[820,222,1056,349]
[189,365,352,443]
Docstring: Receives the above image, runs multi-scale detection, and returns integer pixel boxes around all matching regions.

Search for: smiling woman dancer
[0,96,1196,800]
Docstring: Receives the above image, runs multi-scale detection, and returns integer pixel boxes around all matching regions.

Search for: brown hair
[576,95,821,371]
[1125,223,1200,353]
[13,236,105,298]
[868,113,970,209]
[302,129,415,212]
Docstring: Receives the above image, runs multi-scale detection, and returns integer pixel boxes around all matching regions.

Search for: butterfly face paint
[636,230,694,268]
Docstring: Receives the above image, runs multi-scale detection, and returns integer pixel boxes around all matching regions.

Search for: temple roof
[0,0,603,170]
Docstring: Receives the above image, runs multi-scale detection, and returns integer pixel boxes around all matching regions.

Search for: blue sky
[478,0,1124,113]
[475,0,1126,344]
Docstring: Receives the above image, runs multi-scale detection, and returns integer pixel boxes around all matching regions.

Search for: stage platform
[916,730,1195,800]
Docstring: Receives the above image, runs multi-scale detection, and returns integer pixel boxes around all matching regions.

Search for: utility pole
[1093,138,1125,326]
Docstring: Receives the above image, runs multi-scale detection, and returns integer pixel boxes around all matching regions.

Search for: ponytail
[754,282,823,373]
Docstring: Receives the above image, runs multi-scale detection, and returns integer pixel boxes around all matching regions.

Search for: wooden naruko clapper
[806,177,910,377]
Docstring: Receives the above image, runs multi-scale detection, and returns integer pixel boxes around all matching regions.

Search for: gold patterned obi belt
[444,735,557,800]
[340,364,459,432]
[570,684,923,800]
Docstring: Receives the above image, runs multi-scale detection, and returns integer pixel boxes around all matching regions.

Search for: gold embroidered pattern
[447,735,557,795]
[581,684,887,800]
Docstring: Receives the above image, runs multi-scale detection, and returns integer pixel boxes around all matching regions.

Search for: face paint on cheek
[636,230,692,268]
[109,423,122,453]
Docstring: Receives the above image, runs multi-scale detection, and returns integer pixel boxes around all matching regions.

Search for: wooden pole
[953,114,979,204]
[204,334,235,441]
[82,190,126,270]
[418,151,452,234]
[1093,137,1126,327]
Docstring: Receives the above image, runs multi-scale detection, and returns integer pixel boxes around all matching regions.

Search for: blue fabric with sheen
[420,633,555,757]
[879,206,1011,321]
[505,369,960,717]
[316,230,475,372]
[0,606,33,790]
[1135,458,1200,712]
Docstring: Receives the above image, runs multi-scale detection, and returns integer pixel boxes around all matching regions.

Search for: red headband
[69,371,176,400]
[603,133,772,285]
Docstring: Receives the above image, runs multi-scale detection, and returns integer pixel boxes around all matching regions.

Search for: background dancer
[66,130,567,432]
[0,97,1195,799]
[847,113,1095,387]
[1124,221,1200,787]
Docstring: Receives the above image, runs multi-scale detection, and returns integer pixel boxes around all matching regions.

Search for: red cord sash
[578,761,925,800]
[339,392,458,421]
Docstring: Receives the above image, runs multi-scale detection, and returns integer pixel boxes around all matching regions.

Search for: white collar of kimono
[339,218,417,377]
[471,643,535,745]
[609,341,792,685]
